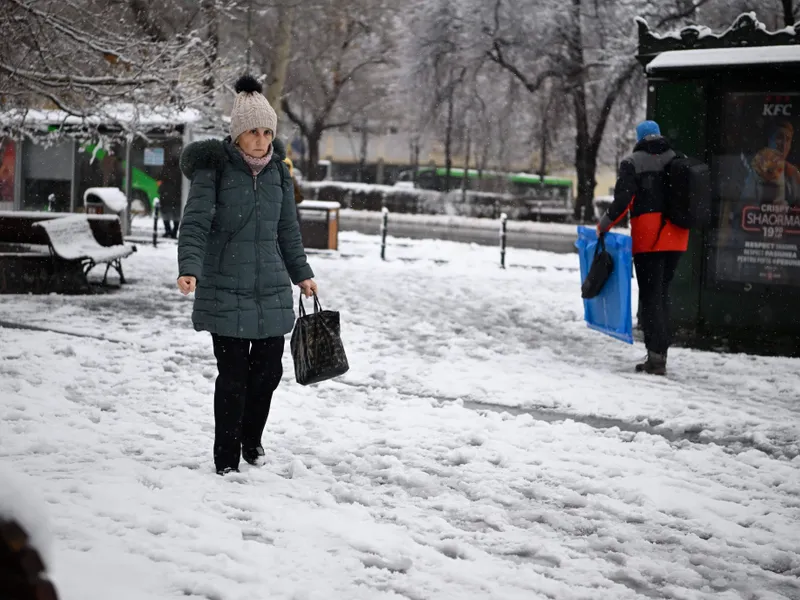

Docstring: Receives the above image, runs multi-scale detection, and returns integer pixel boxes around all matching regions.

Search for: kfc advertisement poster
[715,92,800,286]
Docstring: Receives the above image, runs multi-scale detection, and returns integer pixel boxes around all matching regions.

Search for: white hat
[230,74,277,142]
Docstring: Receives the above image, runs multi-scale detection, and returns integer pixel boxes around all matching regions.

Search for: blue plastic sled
[575,226,633,344]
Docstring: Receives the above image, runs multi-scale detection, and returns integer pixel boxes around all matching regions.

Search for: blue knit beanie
[636,120,661,142]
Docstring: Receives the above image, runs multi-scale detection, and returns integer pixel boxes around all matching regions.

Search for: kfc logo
[764,95,793,117]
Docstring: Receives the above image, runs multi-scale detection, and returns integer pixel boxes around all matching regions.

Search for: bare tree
[7,0,786,185]
[482,0,718,221]
[404,0,485,189]
[781,0,799,26]
[714,0,798,28]
[280,0,396,180]
[200,0,220,107]
[530,77,571,182]
[397,76,436,183]
[484,0,626,220]
[264,5,296,118]
[0,0,227,136]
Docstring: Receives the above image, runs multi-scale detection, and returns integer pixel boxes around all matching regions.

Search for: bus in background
[395,167,573,212]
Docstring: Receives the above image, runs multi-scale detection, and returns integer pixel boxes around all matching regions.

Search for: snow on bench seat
[33,215,134,262]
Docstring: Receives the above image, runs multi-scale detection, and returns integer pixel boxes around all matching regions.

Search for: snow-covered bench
[33,215,136,285]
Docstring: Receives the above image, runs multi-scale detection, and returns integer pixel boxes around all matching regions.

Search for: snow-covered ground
[0,228,798,600]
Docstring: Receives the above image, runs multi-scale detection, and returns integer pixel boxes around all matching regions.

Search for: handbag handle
[298,292,323,317]
[595,232,606,256]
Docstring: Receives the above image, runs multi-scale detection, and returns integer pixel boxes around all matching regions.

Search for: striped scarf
[237,144,273,175]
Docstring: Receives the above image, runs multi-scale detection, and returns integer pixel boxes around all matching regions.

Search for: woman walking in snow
[176,75,317,476]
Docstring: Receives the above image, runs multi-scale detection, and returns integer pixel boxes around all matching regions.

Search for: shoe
[0,518,59,600]
[635,351,667,376]
[242,445,265,466]
[216,467,240,476]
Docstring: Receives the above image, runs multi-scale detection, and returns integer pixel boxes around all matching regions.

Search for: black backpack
[665,155,712,229]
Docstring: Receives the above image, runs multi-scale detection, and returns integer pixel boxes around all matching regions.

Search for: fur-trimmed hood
[180,136,287,180]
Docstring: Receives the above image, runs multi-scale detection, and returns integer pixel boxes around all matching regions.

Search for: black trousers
[634,252,682,355]
[163,219,179,237]
[211,334,284,470]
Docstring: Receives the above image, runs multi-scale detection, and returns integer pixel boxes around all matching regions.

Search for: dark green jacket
[178,138,313,339]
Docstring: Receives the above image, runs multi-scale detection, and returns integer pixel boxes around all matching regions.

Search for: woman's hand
[177,276,197,295]
[297,279,317,298]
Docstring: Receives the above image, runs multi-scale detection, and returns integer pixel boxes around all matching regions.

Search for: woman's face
[237,128,273,158]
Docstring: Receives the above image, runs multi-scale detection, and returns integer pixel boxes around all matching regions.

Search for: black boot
[242,445,265,466]
[216,466,240,476]
[635,351,667,376]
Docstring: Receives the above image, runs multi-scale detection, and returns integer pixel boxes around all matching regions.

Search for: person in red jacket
[597,120,689,375]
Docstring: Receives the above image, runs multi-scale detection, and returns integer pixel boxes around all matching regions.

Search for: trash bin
[83,187,127,216]
[84,194,104,215]
[298,201,340,250]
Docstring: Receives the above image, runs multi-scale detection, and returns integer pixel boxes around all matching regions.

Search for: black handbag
[290,293,350,385]
[581,234,614,299]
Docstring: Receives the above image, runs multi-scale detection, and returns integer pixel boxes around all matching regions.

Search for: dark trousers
[634,251,682,355]
[163,219,179,238]
[211,334,284,470]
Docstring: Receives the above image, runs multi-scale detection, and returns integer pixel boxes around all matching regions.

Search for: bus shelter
[637,13,800,355]
[0,105,211,233]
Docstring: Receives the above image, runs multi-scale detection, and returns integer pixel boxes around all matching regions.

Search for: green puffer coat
[178,137,314,339]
